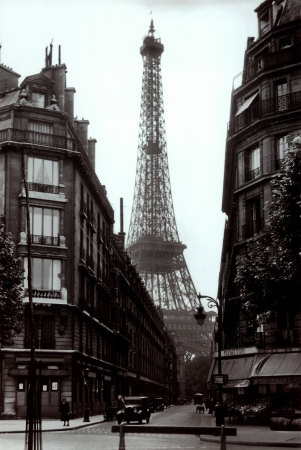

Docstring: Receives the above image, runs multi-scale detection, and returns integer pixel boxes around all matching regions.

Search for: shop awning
[209,355,255,388]
[235,92,258,116]
[251,352,301,384]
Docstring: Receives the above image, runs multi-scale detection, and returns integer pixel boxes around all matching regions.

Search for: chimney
[0,64,20,92]
[74,119,89,152]
[88,138,97,169]
[42,63,67,110]
[65,87,76,121]
[117,198,126,250]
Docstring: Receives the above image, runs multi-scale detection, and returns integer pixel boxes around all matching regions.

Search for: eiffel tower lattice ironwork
[127,22,210,374]
[127,20,198,313]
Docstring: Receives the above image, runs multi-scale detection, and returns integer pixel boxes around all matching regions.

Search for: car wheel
[117,419,122,425]
[146,417,150,423]
[139,418,142,424]
[127,420,130,424]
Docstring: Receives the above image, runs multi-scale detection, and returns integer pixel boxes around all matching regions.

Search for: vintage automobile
[116,396,151,424]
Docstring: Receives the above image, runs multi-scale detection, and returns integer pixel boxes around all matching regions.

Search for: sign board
[211,374,228,385]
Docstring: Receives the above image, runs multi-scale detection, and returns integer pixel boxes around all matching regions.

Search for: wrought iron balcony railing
[25,289,61,299]
[229,90,301,134]
[31,234,60,246]
[27,181,61,194]
[0,128,75,150]
[247,167,260,181]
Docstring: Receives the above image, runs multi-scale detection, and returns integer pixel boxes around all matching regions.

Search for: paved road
[0,404,297,449]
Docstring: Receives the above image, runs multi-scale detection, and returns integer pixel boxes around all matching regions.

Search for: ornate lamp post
[83,367,90,422]
[198,294,225,401]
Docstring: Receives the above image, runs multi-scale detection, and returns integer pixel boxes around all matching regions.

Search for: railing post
[220,425,226,450]
[119,424,126,450]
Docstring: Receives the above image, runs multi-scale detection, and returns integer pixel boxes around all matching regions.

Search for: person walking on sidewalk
[60,398,70,426]
[215,401,225,427]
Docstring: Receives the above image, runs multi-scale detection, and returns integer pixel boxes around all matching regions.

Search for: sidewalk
[199,414,301,448]
[0,414,105,433]
[0,413,301,448]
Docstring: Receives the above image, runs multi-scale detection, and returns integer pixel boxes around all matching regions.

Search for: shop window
[42,379,49,392]
[17,378,25,391]
[51,381,58,391]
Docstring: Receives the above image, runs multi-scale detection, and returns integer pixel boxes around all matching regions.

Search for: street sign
[211,374,228,385]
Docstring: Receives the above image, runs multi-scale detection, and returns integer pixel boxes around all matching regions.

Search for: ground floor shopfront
[0,349,169,419]
[208,349,301,413]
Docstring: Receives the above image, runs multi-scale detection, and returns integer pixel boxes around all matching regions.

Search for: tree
[184,354,211,398]
[0,216,24,345]
[235,134,301,318]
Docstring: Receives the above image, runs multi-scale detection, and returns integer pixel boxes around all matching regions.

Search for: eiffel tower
[127,21,209,397]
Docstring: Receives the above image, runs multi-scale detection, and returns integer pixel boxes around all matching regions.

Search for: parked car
[116,396,151,424]
[152,397,164,412]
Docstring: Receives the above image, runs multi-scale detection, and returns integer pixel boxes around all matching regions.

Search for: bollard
[220,425,226,450]
[118,424,126,450]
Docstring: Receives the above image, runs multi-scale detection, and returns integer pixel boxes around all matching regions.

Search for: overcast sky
[0,0,260,304]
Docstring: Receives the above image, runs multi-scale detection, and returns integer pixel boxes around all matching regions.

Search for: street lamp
[83,368,90,422]
[198,294,224,402]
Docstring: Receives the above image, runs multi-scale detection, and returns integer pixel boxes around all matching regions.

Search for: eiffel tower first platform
[127,21,210,398]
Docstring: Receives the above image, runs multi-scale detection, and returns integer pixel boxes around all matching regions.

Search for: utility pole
[22,153,42,450]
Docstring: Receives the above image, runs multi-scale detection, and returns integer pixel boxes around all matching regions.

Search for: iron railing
[31,234,60,246]
[25,289,61,299]
[230,90,301,134]
[0,128,75,150]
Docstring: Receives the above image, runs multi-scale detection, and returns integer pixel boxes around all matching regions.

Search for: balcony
[0,128,75,150]
[230,90,301,134]
[31,234,60,246]
[247,167,260,181]
[25,289,61,299]
[243,46,300,84]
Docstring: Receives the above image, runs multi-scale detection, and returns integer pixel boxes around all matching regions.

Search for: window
[277,135,289,161]
[32,92,46,108]
[24,257,61,291]
[29,207,60,245]
[17,378,25,391]
[259,11,269,35]
[27,157,59,189]
[247,147,260,181]
[279,36,293,50]
[248,196,262,236]
[275,79,288,111]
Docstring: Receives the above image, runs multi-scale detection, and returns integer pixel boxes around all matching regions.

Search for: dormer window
[259,10,270,36]
[32,91,46,107]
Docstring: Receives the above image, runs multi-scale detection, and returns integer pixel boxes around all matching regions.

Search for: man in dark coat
[60,398,70,426]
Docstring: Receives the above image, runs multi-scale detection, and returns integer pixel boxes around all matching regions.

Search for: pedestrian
[215,401,225,426]
[60,398,70,426]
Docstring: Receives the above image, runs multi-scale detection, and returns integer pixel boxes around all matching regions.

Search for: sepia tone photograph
[0,0,300,449]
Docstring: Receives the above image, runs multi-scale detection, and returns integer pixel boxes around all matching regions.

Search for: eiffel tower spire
[127,22,199,313]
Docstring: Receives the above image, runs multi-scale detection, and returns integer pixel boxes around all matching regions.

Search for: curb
[0,419,106,434]
[200,436,301,448]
